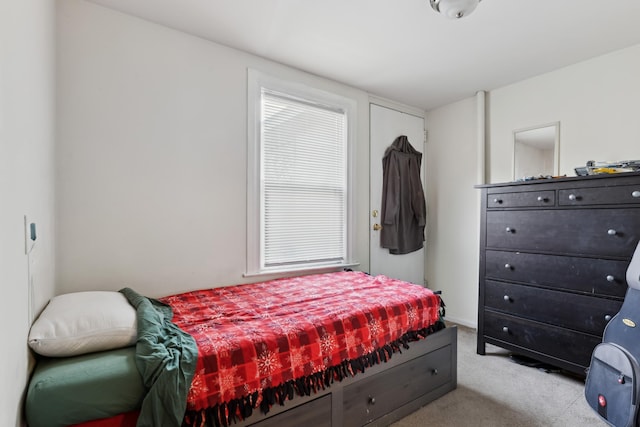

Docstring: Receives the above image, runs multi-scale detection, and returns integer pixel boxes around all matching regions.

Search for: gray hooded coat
[380,135,426,255]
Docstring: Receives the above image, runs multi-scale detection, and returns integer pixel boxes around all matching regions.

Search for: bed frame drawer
[248,395,331,427]
[234,326,457,427]
[342,345,451,427]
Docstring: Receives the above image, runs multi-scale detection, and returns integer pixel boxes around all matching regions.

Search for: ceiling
[86,0,640,111]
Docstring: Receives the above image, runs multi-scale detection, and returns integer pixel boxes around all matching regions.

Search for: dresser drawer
[483,311,601,368]
[485,250,628,298]
[559,184,640,206]
[342,345,451,427]
[484,280,621,336]
[487,190,555,208]
[486,209,640,257]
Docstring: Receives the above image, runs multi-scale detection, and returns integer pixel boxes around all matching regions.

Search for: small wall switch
[24,215,36,254]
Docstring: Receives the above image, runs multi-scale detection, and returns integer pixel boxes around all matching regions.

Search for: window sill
[243,262,360,281]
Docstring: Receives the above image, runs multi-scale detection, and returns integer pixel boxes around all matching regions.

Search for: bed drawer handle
[606,275,615,282]
[632,191,640,198]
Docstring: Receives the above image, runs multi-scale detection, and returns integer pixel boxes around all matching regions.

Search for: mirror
[513,122,560,180]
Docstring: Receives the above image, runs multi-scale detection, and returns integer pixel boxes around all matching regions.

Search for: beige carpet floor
[391,324,606,427]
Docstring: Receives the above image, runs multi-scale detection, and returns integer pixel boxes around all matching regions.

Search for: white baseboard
[443,315,476,329]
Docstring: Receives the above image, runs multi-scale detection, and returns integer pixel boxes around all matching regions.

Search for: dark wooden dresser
[476,172,640,375]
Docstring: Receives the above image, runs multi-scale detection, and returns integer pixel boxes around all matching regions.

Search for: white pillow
[28,291,137,357]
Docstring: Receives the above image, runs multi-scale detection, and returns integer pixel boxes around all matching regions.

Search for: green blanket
[120,288,197,427]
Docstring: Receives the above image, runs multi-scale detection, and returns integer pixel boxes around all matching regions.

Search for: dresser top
[475,171,640,189]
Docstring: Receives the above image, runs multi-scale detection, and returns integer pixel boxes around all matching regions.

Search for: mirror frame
[512,121,560,180]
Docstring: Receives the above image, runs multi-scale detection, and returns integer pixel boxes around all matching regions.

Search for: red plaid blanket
[161,271,442,426]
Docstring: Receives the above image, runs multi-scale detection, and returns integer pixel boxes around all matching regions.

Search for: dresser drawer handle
[502,326,509,333]
[504,263,512,270]
[368,396,376,405]
[537,196,547,202]
[431,368,439,376]
[503,295,510,302]
[568,194,577,201]
[605,315,612,322]
[633,191,640,198]
[505,227,514,233]
[606,275,615,282]
[608,229,617,236]
[493,198,503,204]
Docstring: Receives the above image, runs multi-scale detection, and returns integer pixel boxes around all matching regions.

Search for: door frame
[368,96,427,284]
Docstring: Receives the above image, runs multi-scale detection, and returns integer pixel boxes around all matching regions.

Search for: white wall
[0,1,57,426]
[425,97,480,327]
[488,44,640,184]
[56,0,371,298]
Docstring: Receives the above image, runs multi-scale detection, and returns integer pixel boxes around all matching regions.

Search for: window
[247,70,356,275]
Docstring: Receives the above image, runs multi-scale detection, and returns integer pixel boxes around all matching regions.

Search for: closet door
[369,103,425,285]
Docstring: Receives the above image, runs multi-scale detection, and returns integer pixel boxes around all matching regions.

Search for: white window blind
[261,90,347,269]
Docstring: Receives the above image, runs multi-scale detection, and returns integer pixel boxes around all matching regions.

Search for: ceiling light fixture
[430,0,481,19]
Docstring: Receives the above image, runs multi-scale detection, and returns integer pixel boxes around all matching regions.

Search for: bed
[26,271,457,427]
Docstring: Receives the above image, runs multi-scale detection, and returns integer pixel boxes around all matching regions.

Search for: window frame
[246,69,357,277]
